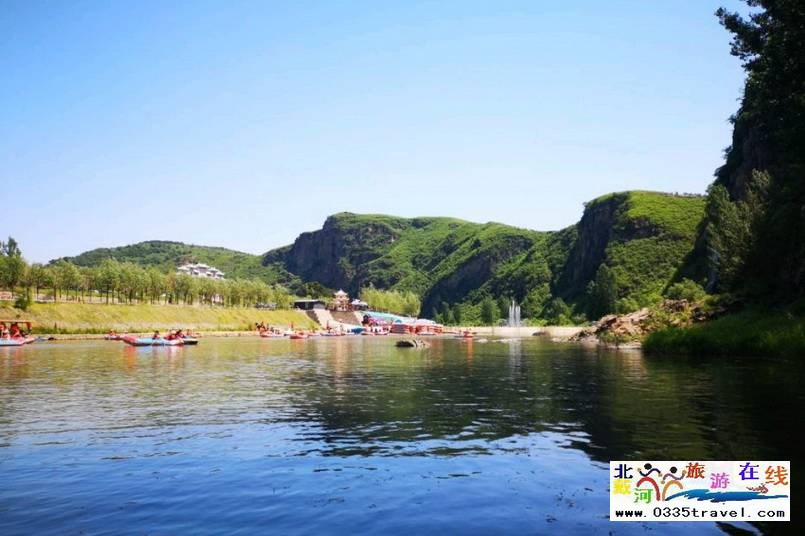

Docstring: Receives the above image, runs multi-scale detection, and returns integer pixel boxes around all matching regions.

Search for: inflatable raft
[121,336,184,347]
[0,337,35,347]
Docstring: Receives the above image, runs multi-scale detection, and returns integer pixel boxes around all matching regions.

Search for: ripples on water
[1,337,801,534]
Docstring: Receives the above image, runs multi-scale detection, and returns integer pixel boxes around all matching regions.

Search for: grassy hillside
[644,305,805,358]
[55,240,300,286]
[262,192,706,322]
[558,191,706,316]
[0,302,315,334]
[262,213,554,314]
[54,191,706,323]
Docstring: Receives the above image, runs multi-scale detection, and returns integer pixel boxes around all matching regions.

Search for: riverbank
[643,305,805,357]
[0,302,317,334]
[35,326,585,340]
[467,326,585,338]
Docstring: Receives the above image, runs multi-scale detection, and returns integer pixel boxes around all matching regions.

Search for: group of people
[0,321,26,339]
[158,329,193,341]
[107,329,194,341]
[323,322,348,335]
[255,322,284,336]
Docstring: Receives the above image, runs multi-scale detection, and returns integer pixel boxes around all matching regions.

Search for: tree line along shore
[0,302,317,335]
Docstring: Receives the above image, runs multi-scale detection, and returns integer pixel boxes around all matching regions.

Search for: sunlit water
[1,337,801,534]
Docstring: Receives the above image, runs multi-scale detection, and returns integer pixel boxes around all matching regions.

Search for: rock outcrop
[395,339,430,348]
[569,298,736,344]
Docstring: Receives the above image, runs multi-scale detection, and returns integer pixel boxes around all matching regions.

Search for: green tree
[704,172,770,292]
[146,268,167,304]
[0,236,26,291]
[480,296,497,325]
[197,277,216,306]
[38,266,55,301]
[710,1,805,298]
[451,303,463,325]
[24,263,47,299]
[587,264,617,318]
[360,287,421,316]
[522,284,551,320]
[543,297,572,325]
[0,237,21,257]
[54,261,81,301]
[175,274,197,304]
[665,279,707,302]
[97,259,121,303]
[117,262,147,303]
[270,285,293,309]
[303,281,332,299]
[439,302,455,325]
[497,296,510,321]
[80,266,96,302]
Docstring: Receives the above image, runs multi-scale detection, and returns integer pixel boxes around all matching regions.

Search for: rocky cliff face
[263,213,546,303]
[261,192,705,320]
[558,192,670,300]
[420,234,536,315]
[274,214,406,293]
[558,194,623,297]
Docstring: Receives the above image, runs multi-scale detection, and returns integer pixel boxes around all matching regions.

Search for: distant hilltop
[57,190,706,323]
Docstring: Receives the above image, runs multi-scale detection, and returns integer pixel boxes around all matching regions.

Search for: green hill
[263,213,548,297]
[54,240,300,287]
[54,191,705,323]
[557,191,706,316]
[262,191,706,321]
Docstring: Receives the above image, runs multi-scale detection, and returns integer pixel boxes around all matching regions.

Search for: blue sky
[1,0,748,263]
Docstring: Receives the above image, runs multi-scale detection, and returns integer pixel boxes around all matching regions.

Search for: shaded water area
[1,337,801,534]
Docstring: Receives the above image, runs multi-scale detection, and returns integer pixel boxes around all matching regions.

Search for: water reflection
[0,338,801,535]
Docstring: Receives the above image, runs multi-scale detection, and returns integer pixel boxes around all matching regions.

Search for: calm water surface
[1,337,801,534]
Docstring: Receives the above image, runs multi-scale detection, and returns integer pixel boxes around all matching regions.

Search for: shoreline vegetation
[644,305,805,358]
[0,302,317,335]
[3,3,804,359]
[2,284,804,359]
[0,301,583,338]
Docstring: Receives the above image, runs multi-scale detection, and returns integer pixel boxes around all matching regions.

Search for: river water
[0,337,800,534]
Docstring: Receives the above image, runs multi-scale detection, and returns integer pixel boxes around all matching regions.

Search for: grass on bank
[643,306,805,358]
[0,302,316,334]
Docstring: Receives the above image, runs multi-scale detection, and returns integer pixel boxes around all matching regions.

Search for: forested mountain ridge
[54,189,705,322]
[261,191,705,321]
[54,240,300,286]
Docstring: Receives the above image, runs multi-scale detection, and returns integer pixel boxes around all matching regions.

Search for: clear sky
[1,0,749,263]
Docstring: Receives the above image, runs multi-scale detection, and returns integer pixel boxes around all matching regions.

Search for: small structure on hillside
[294,299,326,311]
[177,262,225,280]
[350,298,369,311]
[331,289,350,311]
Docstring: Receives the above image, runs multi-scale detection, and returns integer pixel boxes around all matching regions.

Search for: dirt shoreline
[38,325,589,341]
[38,330,261,340]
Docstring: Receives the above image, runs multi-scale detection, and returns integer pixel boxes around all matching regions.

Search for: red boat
[0,320,34,346]
[259,332,284,338]
[0,336,35,347]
